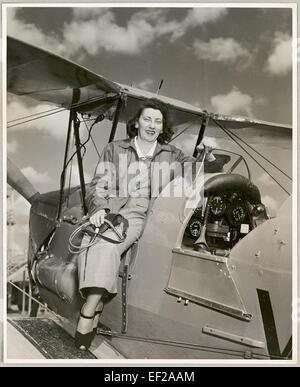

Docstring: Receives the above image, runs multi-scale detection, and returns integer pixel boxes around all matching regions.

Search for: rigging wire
[98,330,288,360]
[8,106,64,123]
[8,279,288,360]
[8,95,292,358]
[7,95,114,128]
[212,118,290,195]
[168,121,198,143]
[7,280,64,322]
[169,118,291,190]
[60,113,105,184]
[81,114,102,159]
[213,148,251,181]
[7,108,69,128]
[224,127,292,181]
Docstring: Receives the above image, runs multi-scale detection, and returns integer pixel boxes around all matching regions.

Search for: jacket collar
[118,138,173,156]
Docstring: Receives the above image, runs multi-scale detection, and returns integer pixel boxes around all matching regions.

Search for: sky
[5,5,293,254]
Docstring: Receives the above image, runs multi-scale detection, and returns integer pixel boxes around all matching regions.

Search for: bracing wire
[169,118,291,191]
[99,330,288,360]
[7,95,113,128]
[7,108,68,128]
[81,114,102,159]
[8,279,288,359]
[8,106,64,123]
[168,121,198,143]
[212,118,290,195]
[7,280,64,322]
[60,114,105,184]
[224,126,292,181]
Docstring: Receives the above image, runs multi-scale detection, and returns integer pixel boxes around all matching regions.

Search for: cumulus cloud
[21,166,54,187]
[72,7,109,19]
[211,87,254,116]
[186,8,228,26]
[265,33,292,76]
[7,7,228,58]
[136,78,154,91]
[7,8,65,55]
[7,96,70,140]
[171,133,197,155]
[171,132,221,156]
[201,136,220,149]
[173,8,228,39]
[6,193,30,258]
[13,195,31,219]
[67,162,93,186]
[63,10,155,56]
[193,37,251,65]
[7,239,26,256]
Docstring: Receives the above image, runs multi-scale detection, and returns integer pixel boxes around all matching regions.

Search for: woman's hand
[89,209,106,227]
[196,143,216,162]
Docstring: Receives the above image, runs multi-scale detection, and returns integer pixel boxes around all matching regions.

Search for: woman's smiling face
[136,108,163,143]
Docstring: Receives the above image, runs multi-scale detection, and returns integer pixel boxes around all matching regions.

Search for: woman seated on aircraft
[75,99,216,350]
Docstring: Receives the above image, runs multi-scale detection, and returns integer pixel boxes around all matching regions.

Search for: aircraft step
[8,317,97,359]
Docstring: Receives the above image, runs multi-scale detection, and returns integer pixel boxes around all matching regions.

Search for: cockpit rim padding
[204,174,261,204]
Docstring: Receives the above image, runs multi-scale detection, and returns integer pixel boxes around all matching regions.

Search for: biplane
[6,36,293,360]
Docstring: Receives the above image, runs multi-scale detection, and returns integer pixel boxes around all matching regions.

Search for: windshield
[171,121,292,217]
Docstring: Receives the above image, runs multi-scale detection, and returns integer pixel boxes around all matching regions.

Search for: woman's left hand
[196,143,216,162]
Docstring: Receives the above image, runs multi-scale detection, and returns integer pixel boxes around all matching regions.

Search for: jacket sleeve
[85,143,116,215]
[175,149,195,164]
[176,147,224,173]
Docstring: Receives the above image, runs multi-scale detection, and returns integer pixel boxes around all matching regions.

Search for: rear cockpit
[181,162,269,257]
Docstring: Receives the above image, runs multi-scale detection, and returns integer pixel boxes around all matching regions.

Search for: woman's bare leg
[77,287,105,334]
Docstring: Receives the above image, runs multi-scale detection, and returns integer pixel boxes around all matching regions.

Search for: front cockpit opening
[181,171,269,257]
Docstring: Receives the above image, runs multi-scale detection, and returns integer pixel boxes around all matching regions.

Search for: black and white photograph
[3,3,297,365]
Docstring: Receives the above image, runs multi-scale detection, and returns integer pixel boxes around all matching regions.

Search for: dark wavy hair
[126,100,174,144]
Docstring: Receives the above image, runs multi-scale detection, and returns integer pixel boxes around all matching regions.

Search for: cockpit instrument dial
[189,220,202,238]
[210,196,226,216]
[229,205,246,226]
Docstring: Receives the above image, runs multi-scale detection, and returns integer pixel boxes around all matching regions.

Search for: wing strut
[109,95,126,143]
[74,115,88,215]
[57,109,75,221]
[193,113,210,157]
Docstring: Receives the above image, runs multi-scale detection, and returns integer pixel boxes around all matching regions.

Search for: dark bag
[35,213,129,303]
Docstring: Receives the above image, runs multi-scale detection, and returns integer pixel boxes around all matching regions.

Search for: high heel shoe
[75,310,96,351]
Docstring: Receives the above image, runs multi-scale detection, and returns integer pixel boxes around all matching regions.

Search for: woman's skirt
[77,197,148,297]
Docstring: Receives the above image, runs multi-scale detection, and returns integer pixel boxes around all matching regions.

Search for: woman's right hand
[89,209,106,227]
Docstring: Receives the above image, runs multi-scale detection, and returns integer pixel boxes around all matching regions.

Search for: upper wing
[7,36,121,115]
[7,36,120,97]
[7,36,205,128]
[209,113,291,136]
[7,36,292,134]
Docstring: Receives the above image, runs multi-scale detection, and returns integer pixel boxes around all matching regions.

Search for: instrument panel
[185,191,252,250]
[209,192,248,227]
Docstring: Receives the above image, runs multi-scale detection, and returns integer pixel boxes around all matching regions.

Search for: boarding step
[8,317,97,359]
